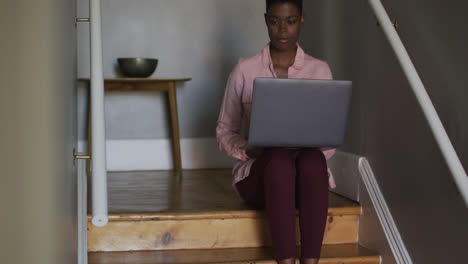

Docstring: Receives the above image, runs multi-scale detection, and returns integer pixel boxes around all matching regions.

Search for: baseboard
[359,157,412,264]
[78,137,236,171]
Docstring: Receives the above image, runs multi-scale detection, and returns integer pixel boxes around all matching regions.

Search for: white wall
[76,0,270,170]
[77,0,269,140]
[78,0,268,171]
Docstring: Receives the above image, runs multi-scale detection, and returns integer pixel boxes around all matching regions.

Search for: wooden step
[88,205,359,252]
[88,170,361,252]
[88,244,380,264]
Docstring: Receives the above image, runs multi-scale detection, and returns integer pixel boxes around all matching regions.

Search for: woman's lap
[235,147,327,208]
[235,147,329,260]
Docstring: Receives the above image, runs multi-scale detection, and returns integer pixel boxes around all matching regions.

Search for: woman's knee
[296,148,327,172]
[262,148,296,179]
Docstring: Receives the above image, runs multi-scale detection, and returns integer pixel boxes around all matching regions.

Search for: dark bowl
[117,58,158,78]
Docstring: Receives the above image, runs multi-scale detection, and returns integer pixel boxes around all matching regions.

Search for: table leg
[167,82,182,173]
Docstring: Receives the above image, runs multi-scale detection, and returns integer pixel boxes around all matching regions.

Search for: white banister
[369,0,468,206]
[90,0,108,226]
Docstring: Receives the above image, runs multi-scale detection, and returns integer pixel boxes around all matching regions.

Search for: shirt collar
[262,43,305,70]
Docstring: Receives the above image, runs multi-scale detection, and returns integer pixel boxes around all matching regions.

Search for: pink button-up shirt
[216,44,337,191]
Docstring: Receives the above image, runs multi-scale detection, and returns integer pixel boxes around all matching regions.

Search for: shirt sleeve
[323,62,333,80]
[320,148,336,160]
[216,61,249,161]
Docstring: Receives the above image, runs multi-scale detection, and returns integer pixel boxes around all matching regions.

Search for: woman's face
[265,2,304,52]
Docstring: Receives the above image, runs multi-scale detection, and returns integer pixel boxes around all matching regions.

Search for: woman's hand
[245,145,264,159]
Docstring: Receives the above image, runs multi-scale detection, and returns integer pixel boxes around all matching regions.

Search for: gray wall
[0,0,78,263]
[301,0,468,263]
[77,0,269,141]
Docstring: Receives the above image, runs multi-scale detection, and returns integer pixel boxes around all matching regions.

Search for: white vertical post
[89,0,108,227]
[77,160,88,264]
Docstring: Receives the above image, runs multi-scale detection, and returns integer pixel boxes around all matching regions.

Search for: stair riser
[88,215,358,252]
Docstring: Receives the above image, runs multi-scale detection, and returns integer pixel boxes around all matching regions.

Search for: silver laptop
[248,78,352,148]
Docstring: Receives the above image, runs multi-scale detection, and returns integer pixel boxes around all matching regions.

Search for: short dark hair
[266,0,303,15]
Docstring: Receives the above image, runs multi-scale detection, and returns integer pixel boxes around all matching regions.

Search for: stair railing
[90,0,108,226]
[368,0,468,206]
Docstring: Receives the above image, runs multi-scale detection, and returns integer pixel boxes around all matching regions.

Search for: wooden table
[79,78,192,173]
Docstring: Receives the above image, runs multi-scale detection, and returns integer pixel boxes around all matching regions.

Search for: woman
[216,1,336,263]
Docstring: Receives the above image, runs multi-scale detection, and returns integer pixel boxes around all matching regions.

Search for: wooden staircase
[87,170,380,264]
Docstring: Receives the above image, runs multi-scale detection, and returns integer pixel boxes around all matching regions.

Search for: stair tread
[88,244,380,264]
[90,170,359,216]
[88,170,361,252]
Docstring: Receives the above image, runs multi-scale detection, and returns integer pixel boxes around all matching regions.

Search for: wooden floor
[89,169,359,214]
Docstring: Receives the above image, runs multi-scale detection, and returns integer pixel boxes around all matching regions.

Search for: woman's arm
[216,62,250,161]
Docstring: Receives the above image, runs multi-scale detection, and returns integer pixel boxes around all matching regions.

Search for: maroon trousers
[235,148,329,261]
